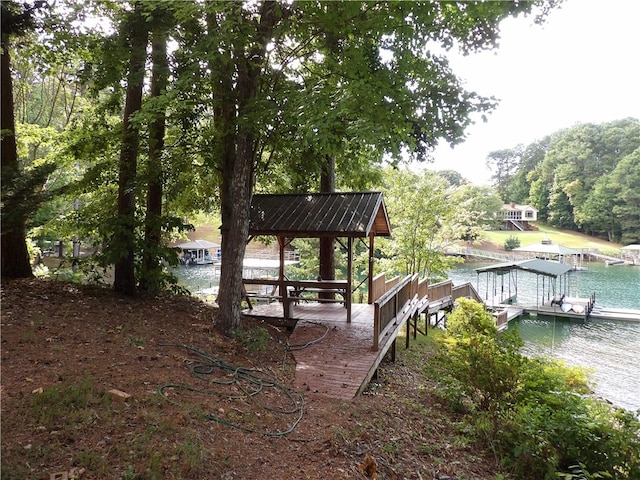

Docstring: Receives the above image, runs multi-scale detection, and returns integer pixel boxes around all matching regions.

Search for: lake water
[171,264,222,294]
[447,262,640,412]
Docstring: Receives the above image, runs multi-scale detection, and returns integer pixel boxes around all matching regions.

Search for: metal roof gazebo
[246,192,392,321]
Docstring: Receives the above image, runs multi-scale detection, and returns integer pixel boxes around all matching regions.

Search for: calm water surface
[171,264,221,293]
[447,262,640,412]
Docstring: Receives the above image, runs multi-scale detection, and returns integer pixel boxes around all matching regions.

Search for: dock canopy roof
[513,242,580,256]
[249,192,391,238]
[175,239,220,250]
[475,259,573,277]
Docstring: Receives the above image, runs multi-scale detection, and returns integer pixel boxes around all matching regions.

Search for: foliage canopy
[486,118,640,244]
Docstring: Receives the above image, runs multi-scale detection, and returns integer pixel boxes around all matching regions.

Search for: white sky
[424,0,640,185]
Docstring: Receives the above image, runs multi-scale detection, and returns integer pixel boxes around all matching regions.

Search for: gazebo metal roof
[248,192,391,238]
[245,192,392,310]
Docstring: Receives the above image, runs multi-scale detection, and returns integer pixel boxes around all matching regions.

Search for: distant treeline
[486,118,640,244]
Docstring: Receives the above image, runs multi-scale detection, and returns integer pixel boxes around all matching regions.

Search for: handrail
[373,275,418,351]
[427,280,453,303]
[452,282,483,303]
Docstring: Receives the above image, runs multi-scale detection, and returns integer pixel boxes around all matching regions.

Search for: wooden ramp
[504,306,524,321]
[244,302,401,400]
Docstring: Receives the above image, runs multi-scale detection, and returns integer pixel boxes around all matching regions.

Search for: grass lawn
[482,224,623,256]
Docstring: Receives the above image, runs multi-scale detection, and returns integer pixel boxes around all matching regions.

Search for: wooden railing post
[373,303,380,351]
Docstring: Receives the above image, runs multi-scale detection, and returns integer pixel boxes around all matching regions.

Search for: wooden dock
[589,307,640,322]
[503,306,524,322]
[243,302,403,400]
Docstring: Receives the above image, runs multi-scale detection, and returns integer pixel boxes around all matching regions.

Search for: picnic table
[243,278,352,321]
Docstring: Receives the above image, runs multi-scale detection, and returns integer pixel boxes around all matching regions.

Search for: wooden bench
[243,292,283,305]
[242,279,279,309]
[289,285,347,306]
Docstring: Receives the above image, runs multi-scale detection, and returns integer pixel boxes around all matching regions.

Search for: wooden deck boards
[243,302,401,400]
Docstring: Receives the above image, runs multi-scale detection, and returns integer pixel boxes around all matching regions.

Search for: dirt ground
[1,278,505,480]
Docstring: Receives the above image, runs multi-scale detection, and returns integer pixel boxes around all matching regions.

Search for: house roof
[248,192,391,238]
[475,258,573,277]
[502,203,537,212]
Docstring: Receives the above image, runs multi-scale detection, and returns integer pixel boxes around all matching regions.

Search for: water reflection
[514,316,640,412]
[170,264,221,294]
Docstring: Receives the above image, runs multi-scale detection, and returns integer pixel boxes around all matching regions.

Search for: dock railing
[445,247,517,262]
[494,310,509,329]
[371,272,402,304]
[416,277,429,312]
[374,276,485,349]
[370,273,387,303]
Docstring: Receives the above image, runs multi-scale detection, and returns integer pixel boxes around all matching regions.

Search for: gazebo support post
[347,236,353,322]
[277,236,289,318]
[367,234,375,304]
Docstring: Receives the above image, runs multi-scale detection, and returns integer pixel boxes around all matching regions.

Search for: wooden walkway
[243,302,403,400]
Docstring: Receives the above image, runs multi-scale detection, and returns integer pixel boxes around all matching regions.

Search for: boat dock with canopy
[621,244,640,265]
[176,239,220,265]
[475,258,595,322]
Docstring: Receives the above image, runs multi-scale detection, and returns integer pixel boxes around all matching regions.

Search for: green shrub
[504,235,521,251]
[427,298,640,479]
[437,298,524,412]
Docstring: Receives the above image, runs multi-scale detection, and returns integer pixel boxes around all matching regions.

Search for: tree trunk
[207,5,238,328]
[319,154,336,299]
[1,34,33,279]
[216,1,279,334]
[141,27,168,292]
[113,4,148,295]
[217,133,254,333]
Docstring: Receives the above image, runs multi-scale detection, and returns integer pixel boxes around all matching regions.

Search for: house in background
[501,203,538,231]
